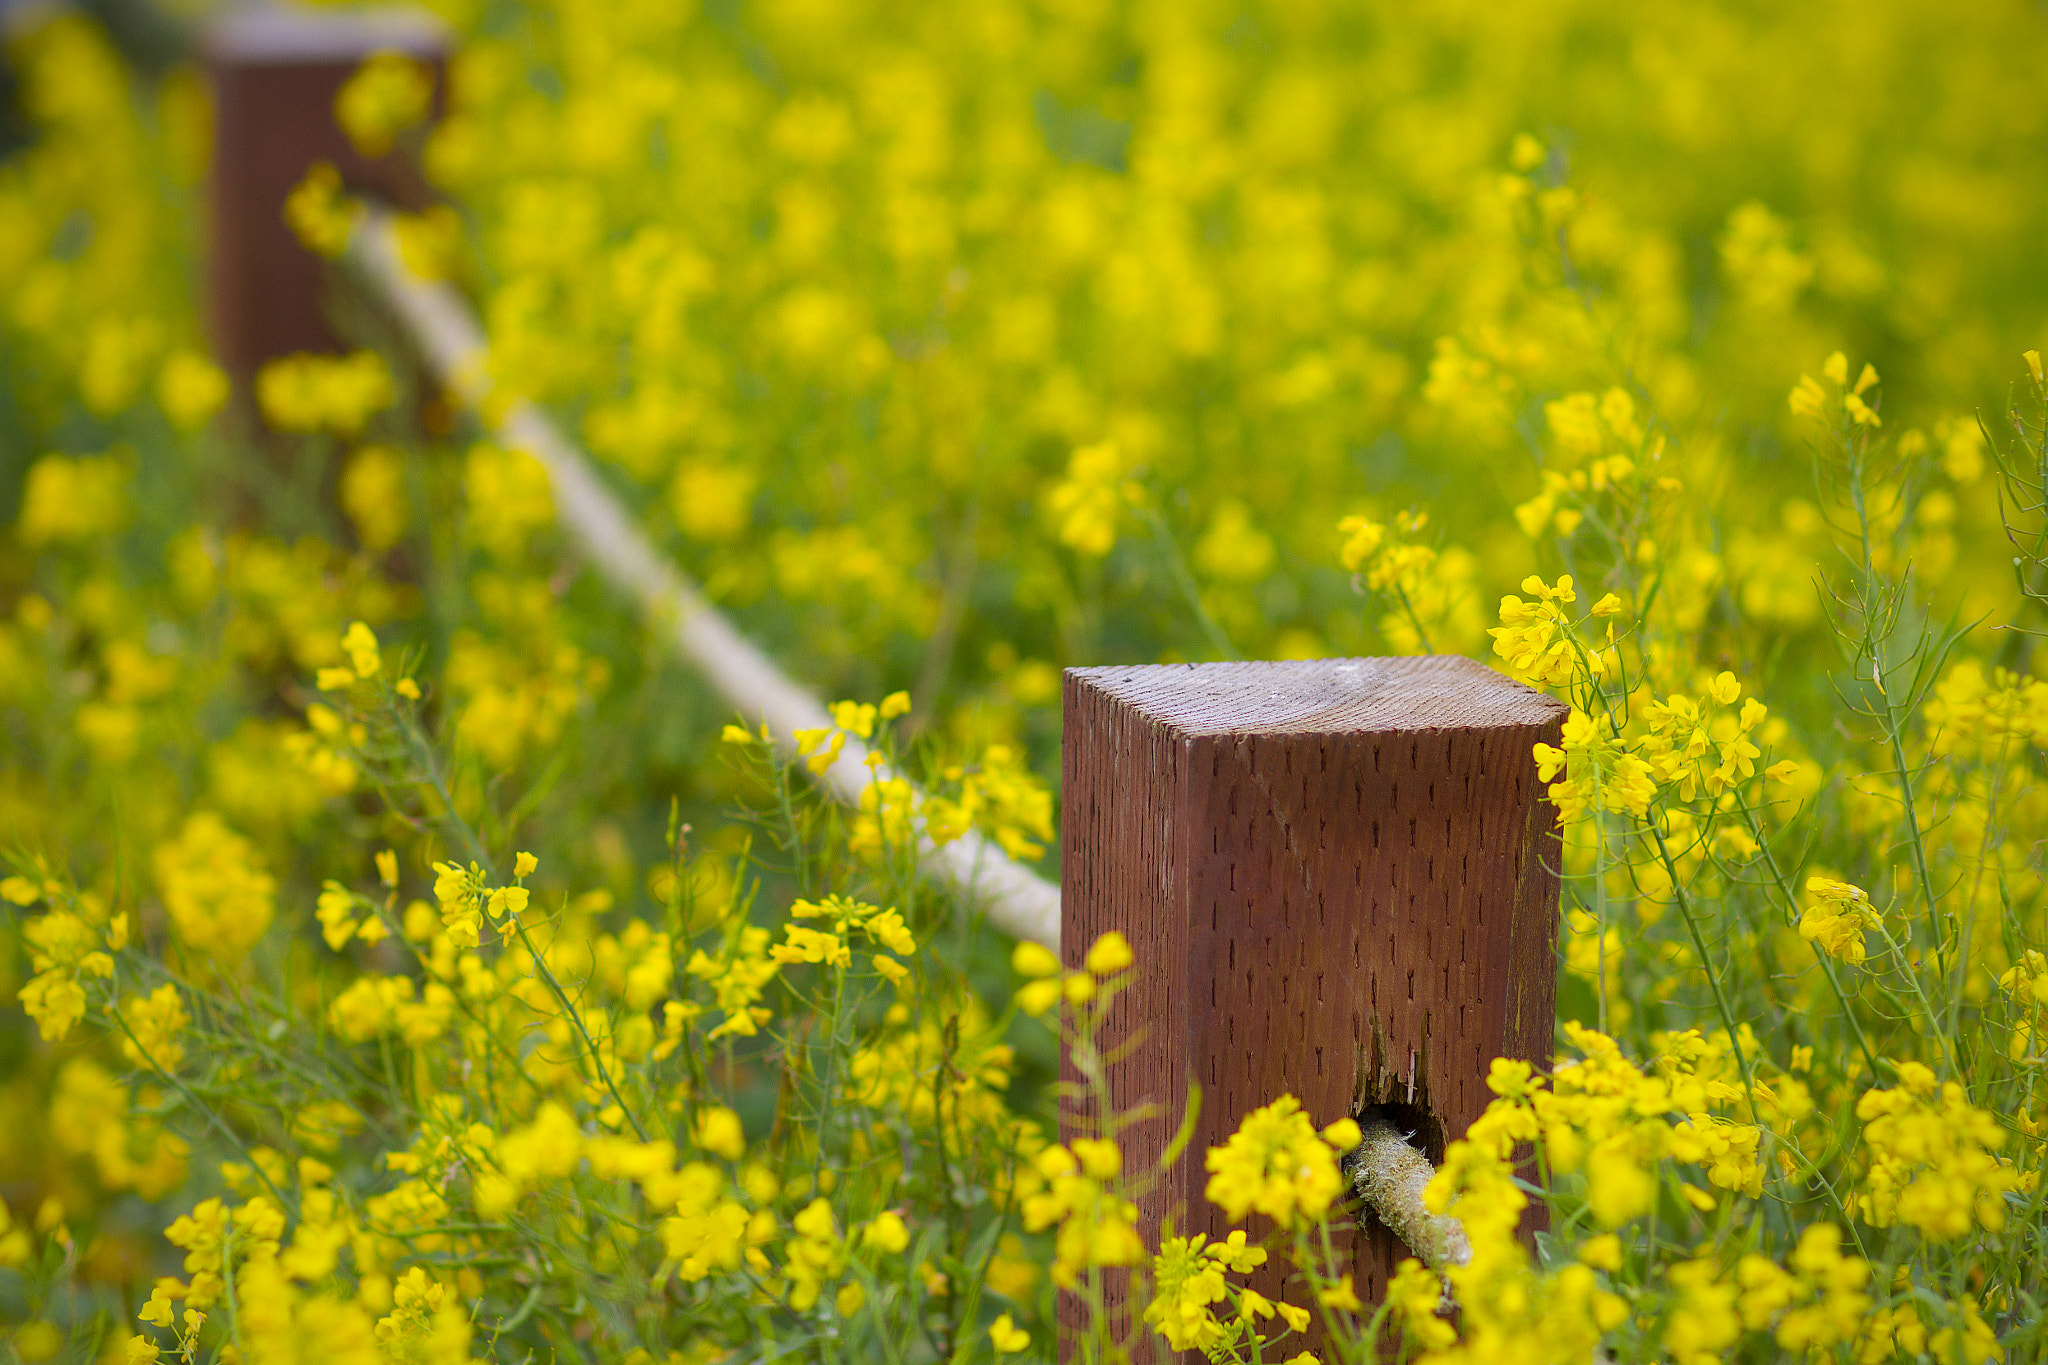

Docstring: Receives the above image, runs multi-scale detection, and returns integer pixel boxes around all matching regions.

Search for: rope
[1346,1120,1471,1272]
[345,210,1061,951]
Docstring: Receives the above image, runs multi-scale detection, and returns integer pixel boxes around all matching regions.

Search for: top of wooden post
[203,6,448,65]
[1066,655,1566,737]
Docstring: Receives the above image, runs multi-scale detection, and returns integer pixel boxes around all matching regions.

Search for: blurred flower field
[1,0,2046,1360]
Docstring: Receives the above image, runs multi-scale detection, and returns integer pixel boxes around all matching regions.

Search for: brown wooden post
[1060,656,1568,1345]
[204,7,447,394]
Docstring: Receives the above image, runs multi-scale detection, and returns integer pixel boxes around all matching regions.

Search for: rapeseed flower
[1203,1096,1347,1228]
[152,813,275,962]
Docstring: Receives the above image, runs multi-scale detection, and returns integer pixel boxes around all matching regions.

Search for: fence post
[203,7,447,394]
[1060,656,1568,1337]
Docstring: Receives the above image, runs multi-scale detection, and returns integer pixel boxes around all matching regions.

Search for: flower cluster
[255,352,396,436]
[1202,1098,1356,1230]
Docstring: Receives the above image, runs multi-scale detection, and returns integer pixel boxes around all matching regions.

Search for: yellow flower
[16,453,130,547]
[1016,979,1062,1016]
[115,983,189,1078]
[860,1211,909,1254]
[156,352,229,432]
[79,317,161,415]
[1337,514,1385,571]
[1788,373,1828,418]
[1145,1235,1230,1352]
[1195,499,1276,582]
[335,51,433,157]
[392,205,463,281]
[13,1322,59,1362]
[432,861,484,947]
[1799,876,1877,965]
[1084,930,1133,976]
[783,1197,848,1310]
[1488,575,1582,686]
[1046,441,1136,556]
[658,1175,751,1283]
[316,881,360,950]
[1533,709,1657,822]
[329,974,414,1042]
[1386,1258,1454,1348]
[694,1106,746,1161]
[862,909,915,956]
[794,725,847,774]
[341,622,381,678]
[1579,1234,1623,1270]
[256,352,394,436]
[1854,1078,2017,1240]
[685,927,781,1040]
[340,445,408,552]
[1581,1150,1653,1227]
[989,1314,1030,1353]
[829,699,878,738]
[668,461,757,542]
[1317,1275,1362,1313]
[1012,941,1060,978]
[18,912,114,1041]
[1203,1095,1345,1228]
[284,162,360,257]
[1205,1230,1266,1274]
[463,442,556,557]
[771,925,851,968]
[1664,1260,1741,1361]
[153,814,275,962]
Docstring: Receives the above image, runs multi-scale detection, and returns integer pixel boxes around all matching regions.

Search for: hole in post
[1353,1099,1445,1167]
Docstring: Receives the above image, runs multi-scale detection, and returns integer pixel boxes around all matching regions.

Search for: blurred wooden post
[1059,657,1567,1337]
[204,6,447,394]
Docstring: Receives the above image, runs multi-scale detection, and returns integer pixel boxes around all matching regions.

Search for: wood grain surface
[1059,656,1567,1356]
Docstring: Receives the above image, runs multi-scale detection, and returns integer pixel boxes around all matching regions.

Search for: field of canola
[2,0,2047,1360]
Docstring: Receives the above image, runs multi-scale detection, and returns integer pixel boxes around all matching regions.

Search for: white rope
[346,211,1061,950]
[1347,1120,1471,1274]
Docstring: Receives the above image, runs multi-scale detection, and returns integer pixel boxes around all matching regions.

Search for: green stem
[1867,917,1959,1074]
[1742,804,1883,1082]
[1141,507,1238,661]
[1648,822,1762,1131]
[505,908,652,1142]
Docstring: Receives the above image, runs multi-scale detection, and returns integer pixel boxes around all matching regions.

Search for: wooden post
[204,7,447,393]
[1060,656,1568,1338]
